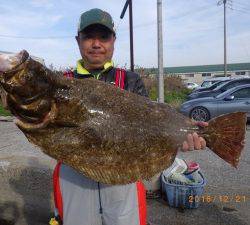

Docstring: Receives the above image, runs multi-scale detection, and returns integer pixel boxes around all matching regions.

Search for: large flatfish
[0,50,246,184]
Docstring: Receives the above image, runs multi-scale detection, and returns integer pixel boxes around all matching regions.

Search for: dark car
[195,77,231,91]
[180,84,250,121]
[187,78,250,100]
[191,79,230,94]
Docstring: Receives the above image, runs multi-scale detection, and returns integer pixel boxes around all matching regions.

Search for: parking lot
[182,77,250,122]
[0,121,249,225]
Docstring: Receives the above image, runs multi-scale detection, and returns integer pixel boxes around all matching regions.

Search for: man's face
[76,25,116,70]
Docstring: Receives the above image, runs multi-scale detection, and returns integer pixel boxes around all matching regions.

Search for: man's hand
[182,121,208,152]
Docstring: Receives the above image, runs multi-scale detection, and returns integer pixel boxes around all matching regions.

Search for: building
[0,50,45,65]
[165,63,250,84]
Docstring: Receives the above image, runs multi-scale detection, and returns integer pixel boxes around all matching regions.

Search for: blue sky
[0,0,250,69]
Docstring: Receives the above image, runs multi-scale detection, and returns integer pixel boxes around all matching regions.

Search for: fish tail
[200,112,247,168]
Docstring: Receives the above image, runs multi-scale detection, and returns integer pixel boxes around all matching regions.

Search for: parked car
[197,77,231,89]
[180,84,250,121]
[191,79,230,94]
[187,78,250,100]
[184,82,199,90]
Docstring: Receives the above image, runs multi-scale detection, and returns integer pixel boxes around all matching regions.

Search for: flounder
[0,50,246,185]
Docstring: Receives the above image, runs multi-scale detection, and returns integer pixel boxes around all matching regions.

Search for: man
[50,8,207,225]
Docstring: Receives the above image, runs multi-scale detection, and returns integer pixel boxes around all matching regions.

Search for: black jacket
[73,67,149,98]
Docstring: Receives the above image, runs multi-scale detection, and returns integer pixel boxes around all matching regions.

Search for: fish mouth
[7,94,58,131]
[8,90,49,105]
[16,102,58,131]
[0,50,29,73]
[0,50,58,131]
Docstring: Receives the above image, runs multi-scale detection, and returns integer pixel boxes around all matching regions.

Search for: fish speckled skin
[0,51,247,184]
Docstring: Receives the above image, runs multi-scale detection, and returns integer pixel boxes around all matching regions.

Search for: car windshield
[215,92,226,99]
[215,87,237,99]
[213,81,229,91]
[208,81,223,89]
[201,81,213,87]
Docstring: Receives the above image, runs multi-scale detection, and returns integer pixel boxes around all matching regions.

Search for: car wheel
[190,107,210,122]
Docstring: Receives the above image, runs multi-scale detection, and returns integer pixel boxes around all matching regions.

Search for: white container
[162,158,187,178]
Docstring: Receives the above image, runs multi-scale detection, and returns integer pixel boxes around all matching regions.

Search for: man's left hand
[182,121,208,152]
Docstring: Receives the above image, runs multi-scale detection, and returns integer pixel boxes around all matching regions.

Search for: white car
[184,82,199,90]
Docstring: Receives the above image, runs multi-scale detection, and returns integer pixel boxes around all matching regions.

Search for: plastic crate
[161,171,206,209]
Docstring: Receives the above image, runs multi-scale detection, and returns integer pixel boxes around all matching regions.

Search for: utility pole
[223,0,227,76]
[218,0,228,76]
[157,0,164,103]
[120,0,134,72]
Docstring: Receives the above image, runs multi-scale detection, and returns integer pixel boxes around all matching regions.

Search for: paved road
[0,121,249,225]
[148,125,250,225]
[0,121,56,225]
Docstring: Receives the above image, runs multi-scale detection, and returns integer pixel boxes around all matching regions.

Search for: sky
[0,0,250,69]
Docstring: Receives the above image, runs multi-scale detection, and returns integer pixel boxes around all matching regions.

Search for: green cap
[78,8,115,34]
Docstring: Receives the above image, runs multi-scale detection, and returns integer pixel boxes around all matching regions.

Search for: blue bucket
[161,171,206,209]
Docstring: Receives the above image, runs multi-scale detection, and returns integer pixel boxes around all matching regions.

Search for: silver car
[180,84,250,121]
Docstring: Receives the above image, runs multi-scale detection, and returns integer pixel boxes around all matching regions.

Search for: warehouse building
[165,62,250,84]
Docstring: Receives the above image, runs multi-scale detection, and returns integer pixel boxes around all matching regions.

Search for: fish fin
[201,112,247,168]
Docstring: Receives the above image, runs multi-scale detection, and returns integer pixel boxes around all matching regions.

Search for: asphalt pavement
[0,120,249,225]
[147,125,250,225]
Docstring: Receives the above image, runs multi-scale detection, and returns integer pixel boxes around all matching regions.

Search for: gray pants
[56,164,146,225]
